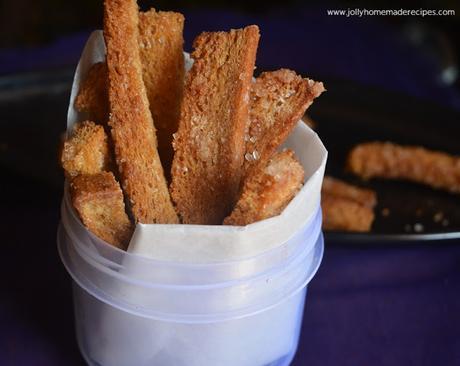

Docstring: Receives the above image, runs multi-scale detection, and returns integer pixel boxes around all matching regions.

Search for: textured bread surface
[224,150,304,226]
[70,172,134,249]
[74,10,184,162]
[139,9,184,179]
[61,120,111,178]
[104,0,178,224]
[244,69,324,175]
[348,141,460,194]
[322,176,377,208]
[74,62,109,124]
[171,26,260,224]
[321,194,374,232]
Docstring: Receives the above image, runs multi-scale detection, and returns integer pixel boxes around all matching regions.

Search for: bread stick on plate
[348,142,460,194]
[322,176,377,208]
[321,194,375,232]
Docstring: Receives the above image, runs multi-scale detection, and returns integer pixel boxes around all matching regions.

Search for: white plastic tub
[61,26,327,366]
[58,187,324,366]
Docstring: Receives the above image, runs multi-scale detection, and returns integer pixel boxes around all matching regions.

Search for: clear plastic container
[58,188,324,366]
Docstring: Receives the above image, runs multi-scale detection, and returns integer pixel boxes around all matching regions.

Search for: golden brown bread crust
[139,9,184,180]
[224,150,304,226]
[104,0,178,224]
[74,62,109,124]
[171,26,260,224]
[347,141,460,194]
[70,172,134,249]
[321,194,375,232]
[244,69,324,175]
[61,120,111,178]
[322,176,377,208]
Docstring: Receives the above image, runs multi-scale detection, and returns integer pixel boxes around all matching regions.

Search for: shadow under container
[58,189,324,366]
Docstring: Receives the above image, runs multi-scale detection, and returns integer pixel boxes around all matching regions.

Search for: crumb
[415,208,423,217]
[347,141,460,194]
[433,211,444,223]
[381,208,390,217]
[442,219,450,227]
[404,224,412,232]
[413,223,424,233]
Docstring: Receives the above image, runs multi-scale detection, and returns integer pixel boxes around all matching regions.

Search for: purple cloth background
[1,6,459,366]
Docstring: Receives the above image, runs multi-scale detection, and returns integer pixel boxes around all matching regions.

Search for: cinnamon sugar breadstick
[75,10,184,157]
[70,172,133,249]
[224,150,304,226]
[104,0,178,224]
[244,69,324,175]
[139,9,184,179]
[171,26,260,224]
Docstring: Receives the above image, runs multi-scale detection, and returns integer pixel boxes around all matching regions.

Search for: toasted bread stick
[104,0,178,224]
[61,120,111,178]
[139,9,184,179]
[224,150,304,226]
[75,11,184,177]
[321,194,375,232]
[171,26,260,224]
[70,172,134,249]
[322,176,377,208]
[348,142,460,194]
[74,62,109,124]
[244,69,324,175]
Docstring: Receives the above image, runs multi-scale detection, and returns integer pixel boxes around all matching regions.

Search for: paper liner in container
[64,30,327,366]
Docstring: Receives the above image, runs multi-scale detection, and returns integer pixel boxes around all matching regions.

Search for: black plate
[1,70,459,243]
[307,80,460,243]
